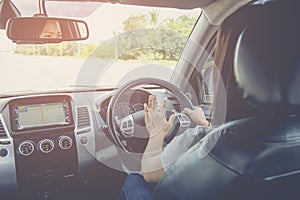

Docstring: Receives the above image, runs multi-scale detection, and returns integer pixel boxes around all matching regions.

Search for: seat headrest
[234,1,300,107]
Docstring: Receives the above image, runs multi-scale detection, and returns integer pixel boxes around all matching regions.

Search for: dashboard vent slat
[0,119,7,138]
[76,106,91,134]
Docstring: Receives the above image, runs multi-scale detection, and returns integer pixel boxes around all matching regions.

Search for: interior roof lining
[45,0,215,9]
[45,0,253,26]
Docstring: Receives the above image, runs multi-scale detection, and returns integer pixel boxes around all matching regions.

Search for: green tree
[14,13,197,62]
[91,41,115,60]
[122,15,148,31]
[80,43,96,57]
[163,15,197,36]
[147,10,160,28]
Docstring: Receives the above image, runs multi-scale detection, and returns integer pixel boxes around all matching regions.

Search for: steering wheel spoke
[119,115,135,138]
[175,113,191,129]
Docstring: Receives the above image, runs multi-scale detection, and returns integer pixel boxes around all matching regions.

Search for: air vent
[76,106,91,134]
[0,119,7,139]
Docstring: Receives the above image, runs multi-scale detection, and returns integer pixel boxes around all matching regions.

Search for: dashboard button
[80,136,88,145]
[39,139,54,154]
[19,140,35,156]
[0,148,8,157]
[58,136,73,150]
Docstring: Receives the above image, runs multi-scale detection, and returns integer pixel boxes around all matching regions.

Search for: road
[0,54,174,95]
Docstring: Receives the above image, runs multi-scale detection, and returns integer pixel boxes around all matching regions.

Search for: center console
[8,95,78,198]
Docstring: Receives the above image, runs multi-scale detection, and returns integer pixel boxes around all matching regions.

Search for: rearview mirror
[6,17,89,44]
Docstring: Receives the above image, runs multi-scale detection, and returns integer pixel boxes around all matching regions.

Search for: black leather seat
[153,0,300,199]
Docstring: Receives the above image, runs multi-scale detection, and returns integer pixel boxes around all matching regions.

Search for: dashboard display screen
[17,103,68,129]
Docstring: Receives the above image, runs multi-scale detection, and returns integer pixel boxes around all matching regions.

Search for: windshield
[0,0,201,96]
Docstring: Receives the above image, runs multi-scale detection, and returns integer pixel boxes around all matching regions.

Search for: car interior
[0,0,299,199]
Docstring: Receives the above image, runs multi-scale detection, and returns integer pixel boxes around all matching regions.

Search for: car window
[200,50,215,105]
[0,1,201,96]
[185,44,216,119]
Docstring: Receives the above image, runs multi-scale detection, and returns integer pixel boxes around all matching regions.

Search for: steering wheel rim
[107,78,194,153]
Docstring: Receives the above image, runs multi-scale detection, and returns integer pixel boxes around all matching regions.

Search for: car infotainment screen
[17,103,67,129]
[10,96,73,132]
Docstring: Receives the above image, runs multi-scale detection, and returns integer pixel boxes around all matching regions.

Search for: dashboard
[0,94,95,199]
[0,88,182,198]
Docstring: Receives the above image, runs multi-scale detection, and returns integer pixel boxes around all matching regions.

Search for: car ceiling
[46,0,215,9]
[12,0,102,17]
[13,0,252,26]
[14,0,212,18]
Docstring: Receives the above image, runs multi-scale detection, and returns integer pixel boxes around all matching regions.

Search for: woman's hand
[144,95,176,138]
[183,107,209,126]
[142,95,175,182]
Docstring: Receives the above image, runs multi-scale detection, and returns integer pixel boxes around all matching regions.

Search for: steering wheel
[107,78,194,153]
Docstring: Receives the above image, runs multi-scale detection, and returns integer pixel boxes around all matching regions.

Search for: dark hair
[212,5,256,123]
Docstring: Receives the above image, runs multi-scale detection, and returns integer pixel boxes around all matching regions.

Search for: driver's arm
[141,95,209,183]
[141,132,167,183]
[141,95,175,183]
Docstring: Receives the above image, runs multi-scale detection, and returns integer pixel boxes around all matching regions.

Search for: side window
[200,51,215,105]
[188,48,215,118]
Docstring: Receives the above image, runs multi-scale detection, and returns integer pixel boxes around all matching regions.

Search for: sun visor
[0,0,21,29]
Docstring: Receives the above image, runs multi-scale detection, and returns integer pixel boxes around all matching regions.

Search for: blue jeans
[119,173,157,200]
